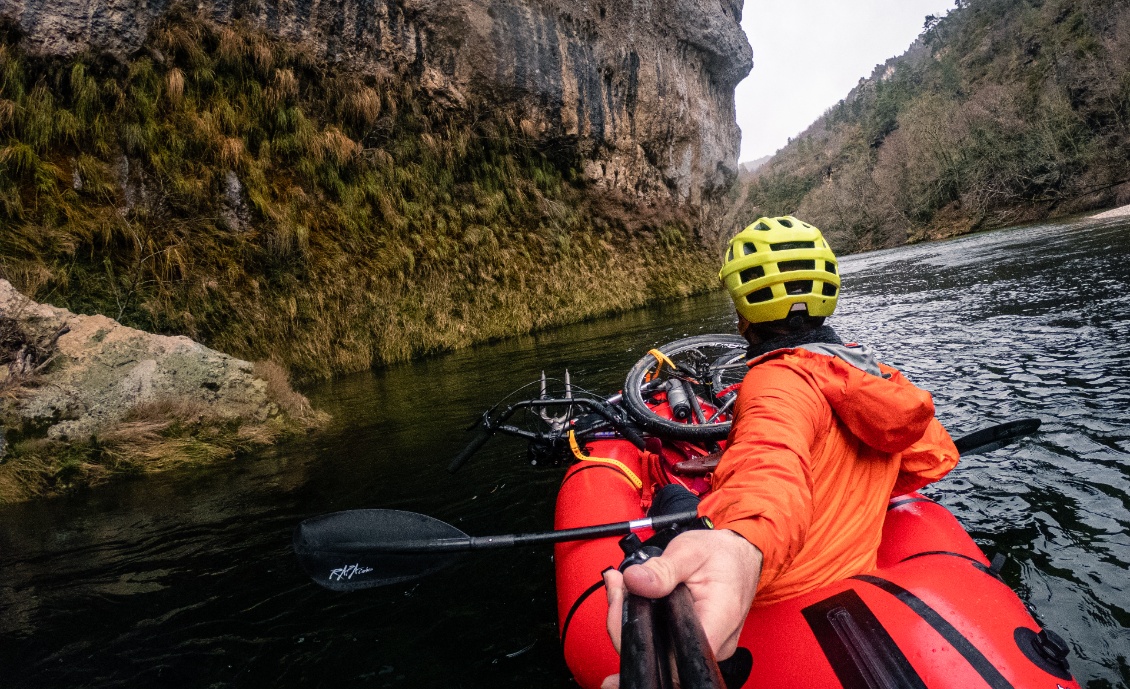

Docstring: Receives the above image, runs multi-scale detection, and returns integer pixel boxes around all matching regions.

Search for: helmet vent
[822,283,838,297]
[785,280,813,295]
[825,262,837,274]
[743,242,757,256]
[740,266,765,283]
[778,218,794,228]
[746,287,773,304]
[754,222,770,231]
[726,247,734,261]
[778,259,816,273]
[771,241,815,251]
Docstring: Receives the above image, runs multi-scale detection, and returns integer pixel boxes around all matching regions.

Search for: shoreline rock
[1089,204,1130,220]
[0,279,324,503]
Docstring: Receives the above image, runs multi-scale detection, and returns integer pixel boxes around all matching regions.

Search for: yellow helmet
[719,216,840,325]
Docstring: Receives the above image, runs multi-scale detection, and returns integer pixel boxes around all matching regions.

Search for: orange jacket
[697,345,959,605]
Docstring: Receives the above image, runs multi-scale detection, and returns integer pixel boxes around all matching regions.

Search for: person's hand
[600,528,763,689]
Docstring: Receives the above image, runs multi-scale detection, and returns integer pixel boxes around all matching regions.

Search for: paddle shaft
[302,419,1039,559]
[621,593,670,689]
[662,584,726,689]
[294,418,1041,592]
[317,510,700,554]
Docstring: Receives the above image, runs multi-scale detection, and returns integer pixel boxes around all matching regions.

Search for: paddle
[620,592,667,689]
[953,418,1041,456]
[294,419,1043,591]
[663,584,727,689]
[293,509,701,591]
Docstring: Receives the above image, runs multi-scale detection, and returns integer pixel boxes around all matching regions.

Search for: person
[601,216,960,688]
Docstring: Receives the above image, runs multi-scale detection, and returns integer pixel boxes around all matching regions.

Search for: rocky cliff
[0,1,749,380]
[0,0,749,499]
[3,0,751,207]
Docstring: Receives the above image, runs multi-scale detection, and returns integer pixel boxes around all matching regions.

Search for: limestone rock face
[1,0,752,207]
[0,279,277,443]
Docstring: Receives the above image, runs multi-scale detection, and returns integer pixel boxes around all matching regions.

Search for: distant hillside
[732,0,1130,252]
[740,156,772,174]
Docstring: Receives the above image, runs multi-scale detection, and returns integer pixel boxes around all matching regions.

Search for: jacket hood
[749,344,936,454]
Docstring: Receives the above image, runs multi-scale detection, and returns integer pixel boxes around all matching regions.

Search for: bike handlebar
[447,392,651,473]
[447,428,494,473]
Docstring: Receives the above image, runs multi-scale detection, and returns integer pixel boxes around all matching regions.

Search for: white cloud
[737,0,951,162]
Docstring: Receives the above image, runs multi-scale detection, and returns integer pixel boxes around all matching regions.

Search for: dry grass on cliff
[253,360,327,427]
[0,449,65,504]
[98,400,255,470]
[0,12,720,383]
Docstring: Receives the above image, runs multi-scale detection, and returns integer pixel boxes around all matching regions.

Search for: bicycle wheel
[622,334,749,442]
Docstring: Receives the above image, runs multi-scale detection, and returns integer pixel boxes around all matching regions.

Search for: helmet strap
[746,315,827,342]
[786,314,807,331]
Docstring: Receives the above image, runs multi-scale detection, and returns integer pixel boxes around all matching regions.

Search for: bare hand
[600,529,763,689]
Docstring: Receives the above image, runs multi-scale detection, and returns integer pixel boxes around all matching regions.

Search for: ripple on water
[0,220,1128,688]
[844,220,1130,686]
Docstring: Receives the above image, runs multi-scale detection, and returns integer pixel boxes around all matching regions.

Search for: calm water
[1,218,1128,688]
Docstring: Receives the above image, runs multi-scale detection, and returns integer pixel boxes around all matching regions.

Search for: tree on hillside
[735,0,1130,253]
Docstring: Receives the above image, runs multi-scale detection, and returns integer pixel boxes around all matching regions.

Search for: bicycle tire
[622,334,748,442]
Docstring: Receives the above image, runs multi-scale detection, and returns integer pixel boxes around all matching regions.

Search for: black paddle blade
[955,418,1042,456]
[293,509,468,591]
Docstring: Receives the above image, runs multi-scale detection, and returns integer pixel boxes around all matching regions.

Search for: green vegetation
[0,11,716,380]
[734,0,1130,251]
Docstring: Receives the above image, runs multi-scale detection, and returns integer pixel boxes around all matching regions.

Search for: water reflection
[1,219,1128,688]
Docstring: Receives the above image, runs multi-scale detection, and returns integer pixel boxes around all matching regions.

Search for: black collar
[746,324,844,359]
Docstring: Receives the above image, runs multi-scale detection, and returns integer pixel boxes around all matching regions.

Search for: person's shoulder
[794,342,889,379]
[742,350,825,392]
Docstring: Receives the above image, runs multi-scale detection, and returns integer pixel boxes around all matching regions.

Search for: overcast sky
[737,0,952,163]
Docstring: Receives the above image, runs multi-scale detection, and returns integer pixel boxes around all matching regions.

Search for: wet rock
[221,170,250,232]
[0,279,278,442]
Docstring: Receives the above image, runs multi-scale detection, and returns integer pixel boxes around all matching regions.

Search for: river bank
[0,279,324,504]
[1090,204,1130,219]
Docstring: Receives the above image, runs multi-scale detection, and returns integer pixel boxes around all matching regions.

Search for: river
[1,217,1128,688]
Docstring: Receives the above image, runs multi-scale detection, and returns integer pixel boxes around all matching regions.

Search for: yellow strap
[569,431,643,490]
[644,348,677,382]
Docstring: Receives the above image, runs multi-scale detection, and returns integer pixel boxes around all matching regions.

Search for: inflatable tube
[554,440,1081,689]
